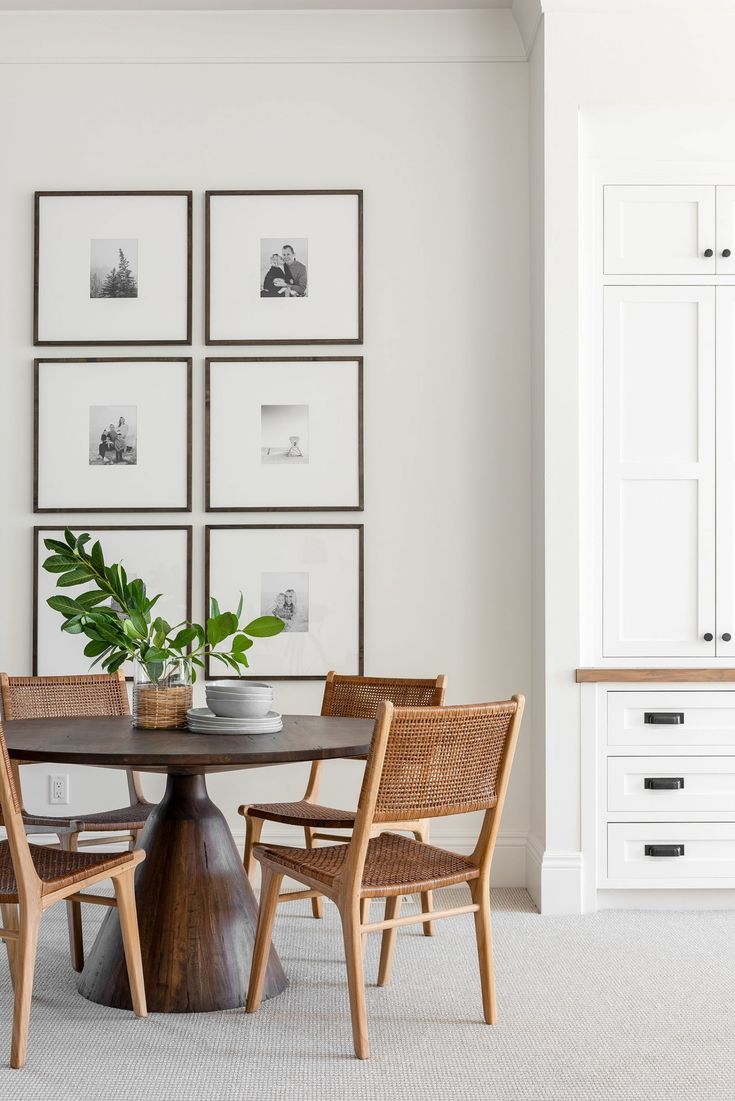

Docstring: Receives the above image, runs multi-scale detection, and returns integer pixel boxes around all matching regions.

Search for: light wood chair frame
[0,721,147,1068]
[240,672,447,932]
[0,671,154,972]
[246,694,525,1059]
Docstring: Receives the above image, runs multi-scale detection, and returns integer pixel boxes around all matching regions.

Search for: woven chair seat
[23,803,153,833]
[245,799,356,829]
[256,832,479,899]
[0,839,135,902]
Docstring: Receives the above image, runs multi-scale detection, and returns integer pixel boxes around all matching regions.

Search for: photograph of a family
[89,406,137,466]
[90,239,139,299]
[260,404,309,465]
[260,238,308,298]
[261,571,309,632]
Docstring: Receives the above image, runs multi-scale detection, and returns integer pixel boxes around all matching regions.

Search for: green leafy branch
[42,529,284,684]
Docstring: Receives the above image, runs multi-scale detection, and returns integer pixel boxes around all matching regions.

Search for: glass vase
[132,658,192,730]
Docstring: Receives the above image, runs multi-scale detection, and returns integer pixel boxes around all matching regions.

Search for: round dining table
[3,713,373,1014]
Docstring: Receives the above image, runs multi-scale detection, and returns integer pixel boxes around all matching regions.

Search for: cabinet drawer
[608,756,735,812]
[607,692,735,747]
[608,823,735,880]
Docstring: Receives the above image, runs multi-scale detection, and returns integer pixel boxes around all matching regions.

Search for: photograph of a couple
[260,239,308,298]
[261,571,309,632]
[89,405,137,466]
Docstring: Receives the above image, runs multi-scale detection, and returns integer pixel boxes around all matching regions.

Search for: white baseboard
[525,832,543,909]
[538,849,583,914]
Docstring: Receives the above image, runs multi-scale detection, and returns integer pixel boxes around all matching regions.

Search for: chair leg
[246,865,283,1014]
[129,828,143,852]
[10,904,40,1069]
[1,904,19,992]
[360,897,370,924]
[470,880,496,1025]
[340,901,369,1059]
[243,814,264,884]
[377,894,402,987]
[113,869,147,1018]
[60,833,84,972]
[413,827,434,937]
[304,828,324,919]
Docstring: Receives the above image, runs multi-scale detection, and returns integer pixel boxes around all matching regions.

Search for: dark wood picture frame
[34,190,193,346]
[205,523,364,681]
[33,524,193,677]
[205,356,364,512]
[34,357,193,514]
[205,189,363,346]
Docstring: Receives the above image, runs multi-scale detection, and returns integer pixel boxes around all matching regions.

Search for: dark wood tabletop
[3,713,373,771]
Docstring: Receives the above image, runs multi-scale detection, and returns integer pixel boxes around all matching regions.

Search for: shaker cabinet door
[604,185,716,275]
[716,187,735,274]
[603,286,716,657]
[716,288,735,656]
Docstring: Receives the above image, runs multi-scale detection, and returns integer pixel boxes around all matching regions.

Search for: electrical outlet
[49,773,69,805]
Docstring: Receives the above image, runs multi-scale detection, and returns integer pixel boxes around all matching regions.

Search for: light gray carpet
[0,887,733,1101]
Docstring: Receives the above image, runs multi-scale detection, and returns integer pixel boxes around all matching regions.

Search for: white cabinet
[716,288,735,655]
[603,286,716,657]
[716,187,735,275]
[604,186,716,275]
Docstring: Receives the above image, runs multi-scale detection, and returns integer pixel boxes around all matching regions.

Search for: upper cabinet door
[716,288,735,656]
[716,187,735,274]
[604,186,716,275]
[603,286,716,657]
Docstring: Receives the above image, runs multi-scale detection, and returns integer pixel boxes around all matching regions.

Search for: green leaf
[231,634,254,653]
[91,540,105,574]
[64,529,77,549]
[236,592,244,621]
[210,596,221,618]
[106,653,128,674]
[122,617,143,639]
[56,567,94,588]
[75,590,110,609]
[42,554,76,574]
[43,538,72,555]
[207,612,238,647]
[242,615,285,638]
[232,651,250,670]
[170,627,198,651]
[61,620,84,635]
[76,533,91,548]
[130,612,148,638]
[83,639,110,658]
[152,617,171,638]
[47,594,84,616]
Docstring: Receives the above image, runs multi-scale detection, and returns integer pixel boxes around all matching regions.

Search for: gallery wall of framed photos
[30,190,365,682]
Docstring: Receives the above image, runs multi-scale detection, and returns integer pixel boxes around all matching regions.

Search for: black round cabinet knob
[724,633,732,642]
[704,248,714,257]
[724,249,732,258]
[704,632,714,641]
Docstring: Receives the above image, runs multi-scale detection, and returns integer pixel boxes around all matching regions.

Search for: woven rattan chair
[0,672,155,972]
[0,718,146,1068]
[238,672,446,932]
[246,695,524,1059]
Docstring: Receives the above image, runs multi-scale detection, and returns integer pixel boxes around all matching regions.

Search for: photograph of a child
[261,571,309,632]
[260,239,308,298]
[89,406,137,465]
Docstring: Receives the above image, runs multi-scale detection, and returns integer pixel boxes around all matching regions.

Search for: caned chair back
[0,722,41,905]
[320,673,446,762]
[341,697,524,897]
[0,672,129,722]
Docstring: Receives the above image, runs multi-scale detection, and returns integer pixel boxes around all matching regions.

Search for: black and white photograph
[261,404,309,465]
[260,239,308,298]
[89,406,137,465]
[206,524,363,679]
[206,358,362,511]
[35,191,191,344]
[35,358,192,512]
[90,238,138,298]
[206,190,362,344]
[261,571,309,632]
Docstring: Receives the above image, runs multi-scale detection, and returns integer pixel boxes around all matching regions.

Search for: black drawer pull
[644,712,684,725]
[644,777,685,790]
[644,844,685,858]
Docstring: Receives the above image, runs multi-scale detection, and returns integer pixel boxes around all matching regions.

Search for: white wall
[540,2,735,910]
[0,10,533,883]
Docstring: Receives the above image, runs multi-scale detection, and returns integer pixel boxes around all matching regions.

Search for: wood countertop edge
[576,668,735,683]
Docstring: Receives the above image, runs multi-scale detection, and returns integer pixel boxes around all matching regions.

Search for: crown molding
[541,0,735,11]
[512,0,542,55]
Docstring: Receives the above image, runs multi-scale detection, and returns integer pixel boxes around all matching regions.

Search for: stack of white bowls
[187,681,282,734]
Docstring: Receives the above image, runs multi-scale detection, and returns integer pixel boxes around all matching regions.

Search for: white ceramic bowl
[206,686,273,697]
[206,697,273,719]
[207,680,272,693]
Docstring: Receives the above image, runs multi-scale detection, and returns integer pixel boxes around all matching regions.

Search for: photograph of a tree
[90,239,139,299]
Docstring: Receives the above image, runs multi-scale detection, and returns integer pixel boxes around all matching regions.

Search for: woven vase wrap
[133,684,192,730]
